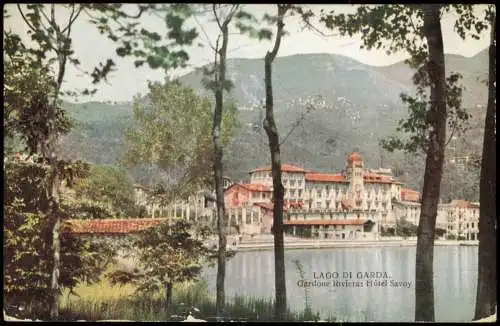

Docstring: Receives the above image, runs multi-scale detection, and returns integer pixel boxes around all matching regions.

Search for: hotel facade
[134,153,480,240]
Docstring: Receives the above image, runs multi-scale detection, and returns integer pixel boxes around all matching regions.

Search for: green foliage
[363,220,375,232]
[3,161,116,319]
[319,5,487,154]
[70,164,136,218]
[435,228,446,239]
[3,52,72,156]
[380,71,471,153]
[396,218,418,237]
[5,4,198,97]
[85,4,198,75]
[380,226,396,237]
[293,260,315,320]
[106,219,219,295]
[123,80,238,200]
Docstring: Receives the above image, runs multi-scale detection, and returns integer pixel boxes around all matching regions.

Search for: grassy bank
[59,279,333,321]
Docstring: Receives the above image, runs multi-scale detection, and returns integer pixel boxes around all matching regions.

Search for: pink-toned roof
[305,173,348,183]
[65,218,168,235]
[284,219,365,226]
[250,163,307,174]
[347,152,363,162]
[401,188,420,202]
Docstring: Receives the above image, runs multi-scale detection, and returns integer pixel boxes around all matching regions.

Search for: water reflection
[201,246,478,322]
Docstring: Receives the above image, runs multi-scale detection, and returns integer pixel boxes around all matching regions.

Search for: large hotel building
[135,153,479,241]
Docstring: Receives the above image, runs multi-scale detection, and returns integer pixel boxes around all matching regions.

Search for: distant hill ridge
[59,50,488,185]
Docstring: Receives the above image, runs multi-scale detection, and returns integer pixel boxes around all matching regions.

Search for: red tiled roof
[65,218,168,235]
[305,172,400,185]
[305,173,348,183]
[250,163,307,174]
[284,219,365,226]
[401,188,420,202]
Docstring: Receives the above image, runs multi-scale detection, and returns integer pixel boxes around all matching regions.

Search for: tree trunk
[414,4,447,322]
[213,19,230,320]
[166,282,173,308]
[474,13,496,321]
[49,209,60,319]
[263,5,287,321]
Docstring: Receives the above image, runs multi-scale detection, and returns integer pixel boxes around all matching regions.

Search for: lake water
[200,246,478,322]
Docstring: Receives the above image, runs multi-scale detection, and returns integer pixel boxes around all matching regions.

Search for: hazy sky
[4,4,491,102]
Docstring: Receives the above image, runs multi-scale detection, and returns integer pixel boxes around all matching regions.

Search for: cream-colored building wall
[303,183,349,211]
[250,171,306,203]
[445,205,479,239]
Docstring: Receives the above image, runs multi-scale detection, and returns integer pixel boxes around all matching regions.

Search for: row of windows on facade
[283,185,396,198]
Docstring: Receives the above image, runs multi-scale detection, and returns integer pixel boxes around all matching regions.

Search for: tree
[319,4,489,321]
[3,157,113,320]
[70,164,137,218]
[412,7,447,321]
[6,3,206,318]
[106,219,217,310]
[204,4,240,318]
[396,217,418,238]
[122,80,238,202]
[474,9,496,321]
[4,40,74,319]
[262,5,290,321]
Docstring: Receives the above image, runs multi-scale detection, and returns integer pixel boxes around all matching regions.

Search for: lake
[200,246,478,322]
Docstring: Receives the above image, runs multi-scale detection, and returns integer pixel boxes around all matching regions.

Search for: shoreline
[232,240,479,252]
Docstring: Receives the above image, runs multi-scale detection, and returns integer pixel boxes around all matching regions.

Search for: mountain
[59,50,488,187]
